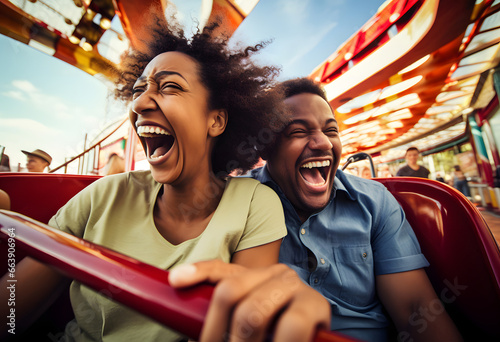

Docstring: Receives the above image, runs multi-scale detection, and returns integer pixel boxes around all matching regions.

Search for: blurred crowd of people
[347,147,471,198]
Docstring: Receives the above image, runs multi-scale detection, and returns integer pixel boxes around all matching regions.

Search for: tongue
[300,168,325,184]
[151,146,169,158]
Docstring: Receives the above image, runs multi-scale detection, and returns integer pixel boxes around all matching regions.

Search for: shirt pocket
[333,245,376,307]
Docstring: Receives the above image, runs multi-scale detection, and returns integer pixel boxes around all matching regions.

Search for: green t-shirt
[49,170,286,341]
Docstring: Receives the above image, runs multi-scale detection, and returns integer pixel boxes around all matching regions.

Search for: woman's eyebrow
[154,70,188,84]
[134,70,188,85]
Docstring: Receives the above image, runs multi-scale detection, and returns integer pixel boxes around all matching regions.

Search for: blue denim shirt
[249,167,429,342]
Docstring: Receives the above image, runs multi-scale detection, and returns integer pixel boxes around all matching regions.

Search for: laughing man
[169,78,462,342]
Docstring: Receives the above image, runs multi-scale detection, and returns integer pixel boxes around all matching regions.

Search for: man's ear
[208,109,228,137]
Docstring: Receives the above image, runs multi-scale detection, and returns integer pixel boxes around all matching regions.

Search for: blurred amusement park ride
[1,0,500,189]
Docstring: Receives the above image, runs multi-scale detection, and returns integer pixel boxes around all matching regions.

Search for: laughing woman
[0,13,288,342]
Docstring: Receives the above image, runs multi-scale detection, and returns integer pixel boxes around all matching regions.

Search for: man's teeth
[300,160,331,169]
[137,126,170,136]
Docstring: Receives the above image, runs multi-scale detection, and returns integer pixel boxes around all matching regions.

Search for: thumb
[169,260,245,288]
[168,263,200,287]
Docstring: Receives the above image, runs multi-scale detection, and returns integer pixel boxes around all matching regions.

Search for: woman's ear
[208,109,228,137]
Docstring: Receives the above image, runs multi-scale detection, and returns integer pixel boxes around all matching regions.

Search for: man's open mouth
[137,125,175,160]
[299,160,331,186]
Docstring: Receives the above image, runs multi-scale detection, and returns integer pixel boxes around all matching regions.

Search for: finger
[227,264,305,342]
[272,289,331,342]
[168,260,245,288]
[201,264,290,342]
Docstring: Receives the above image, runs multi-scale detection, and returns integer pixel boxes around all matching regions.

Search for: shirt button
[314,278,319,284]
[320,258,325,264]
[362,252,367,258]
[301,228,306,235]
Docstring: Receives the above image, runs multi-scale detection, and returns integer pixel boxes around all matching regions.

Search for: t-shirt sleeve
[372,187,429,275]
[48,181,95,238]
[235,183,287,252]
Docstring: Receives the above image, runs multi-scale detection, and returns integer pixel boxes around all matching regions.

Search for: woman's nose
[131,89,158,116]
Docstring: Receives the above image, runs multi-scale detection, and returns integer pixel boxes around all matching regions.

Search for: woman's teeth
[137,125,170,136]
[136,126,174,160]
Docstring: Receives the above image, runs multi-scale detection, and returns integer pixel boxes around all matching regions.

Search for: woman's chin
[150,168,180,185]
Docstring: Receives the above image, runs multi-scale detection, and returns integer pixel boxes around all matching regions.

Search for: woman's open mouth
[137,125,175,161]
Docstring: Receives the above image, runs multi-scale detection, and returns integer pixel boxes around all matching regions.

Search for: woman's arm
[0,257,69,340]
[231,240,282,268]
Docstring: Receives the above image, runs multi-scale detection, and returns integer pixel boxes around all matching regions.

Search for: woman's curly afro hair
[114,12,288,177]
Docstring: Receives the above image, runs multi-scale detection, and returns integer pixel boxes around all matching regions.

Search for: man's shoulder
[337,169,386,189]
[336,169,388,199]
[246,166,266,182]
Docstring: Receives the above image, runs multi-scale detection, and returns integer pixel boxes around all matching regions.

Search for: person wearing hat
[22,149,52,172]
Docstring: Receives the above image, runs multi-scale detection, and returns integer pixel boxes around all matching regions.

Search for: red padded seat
[376,177,500,340]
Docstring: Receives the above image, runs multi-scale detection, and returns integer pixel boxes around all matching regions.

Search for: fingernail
[169,263,197,284]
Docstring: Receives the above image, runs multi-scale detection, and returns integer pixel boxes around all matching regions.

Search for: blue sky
[0,35,126,171]
[0,0,383,171]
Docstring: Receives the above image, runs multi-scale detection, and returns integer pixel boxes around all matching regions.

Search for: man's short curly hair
[279,77,329,103]
[114,13,287,177]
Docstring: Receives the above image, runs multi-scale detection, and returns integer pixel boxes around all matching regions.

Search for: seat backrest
[375,177,500,340]
[0,173,100,224]
[0,173,100,272]
[0,173,101,337]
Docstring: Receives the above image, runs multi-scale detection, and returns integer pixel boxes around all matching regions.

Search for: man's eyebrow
[286,119,308,127]
[285,117,338,127]
[134,70,188,85]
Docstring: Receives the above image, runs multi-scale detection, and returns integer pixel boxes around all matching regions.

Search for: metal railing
[50,117,128,174]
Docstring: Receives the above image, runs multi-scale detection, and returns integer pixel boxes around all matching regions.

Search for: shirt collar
[333,169,356,201]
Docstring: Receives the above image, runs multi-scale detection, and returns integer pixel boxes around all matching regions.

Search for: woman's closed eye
[132,86,146,98]
[160,82,183,92]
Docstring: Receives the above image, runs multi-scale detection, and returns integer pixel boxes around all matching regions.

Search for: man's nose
[309,132,333,150]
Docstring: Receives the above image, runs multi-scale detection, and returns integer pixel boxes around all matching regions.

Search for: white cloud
[3,79,105,122]
[12,79,37,92]
[2,90,26,101]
